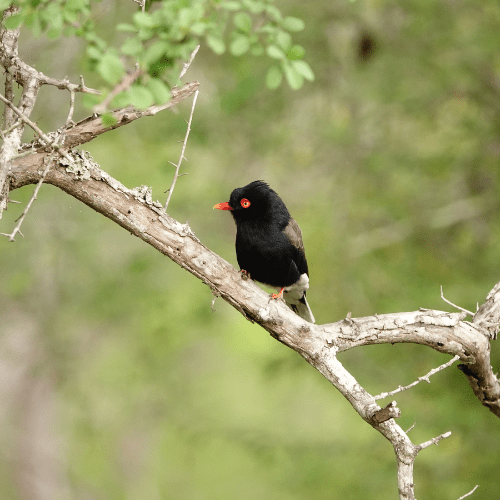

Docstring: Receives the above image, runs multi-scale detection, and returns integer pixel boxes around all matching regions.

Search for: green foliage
[3,0,314,110]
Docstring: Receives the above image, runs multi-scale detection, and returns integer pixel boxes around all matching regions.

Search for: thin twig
[164,89,199,210]
[66,90,76,127]
[1,153,55,241]
[0,92,53,145]
[441,285,474,316]
[0,92,73,163]
[457,485,479,500]
[0,120,22,138]
[93,68,143,114]
[179,45,200,80]
[415,431,452,452]
[374,355,461,400]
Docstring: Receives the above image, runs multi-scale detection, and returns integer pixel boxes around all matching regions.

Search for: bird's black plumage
[215,181,315,323]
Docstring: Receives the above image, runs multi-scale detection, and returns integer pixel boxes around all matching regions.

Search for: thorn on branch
[441,285,474,317]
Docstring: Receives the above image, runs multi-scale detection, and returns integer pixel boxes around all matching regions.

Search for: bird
[214,180,315,323]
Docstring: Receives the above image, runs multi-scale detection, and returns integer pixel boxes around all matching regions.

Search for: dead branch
[374,355,461,400]
[164,89,199,210]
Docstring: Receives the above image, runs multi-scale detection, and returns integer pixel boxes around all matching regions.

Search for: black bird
[214,180,315,323]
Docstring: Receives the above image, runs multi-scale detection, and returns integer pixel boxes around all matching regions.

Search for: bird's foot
[270,287,285,300]
[240,269,251,280]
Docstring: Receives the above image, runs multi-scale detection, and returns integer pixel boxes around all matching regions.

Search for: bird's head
[214,180,289,224]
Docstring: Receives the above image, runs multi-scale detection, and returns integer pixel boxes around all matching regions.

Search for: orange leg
[271,287,284,300]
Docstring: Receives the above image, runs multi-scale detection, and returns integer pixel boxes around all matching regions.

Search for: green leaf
[281,16,305,32]
[117,23,137,32]
[87,45,102,60]
[220,1,241,11]
[230,35,250,56]
[190,21,207,35]
[206,34,226,55]
[266,44,285,59]
[292,60,314,81]
[266,5,282,22]
[101,113,118,127]
[111,91,132,109]
[82,92,102,109]
[143,40,169,65]
[128,85,154,109]
[283,62,303,90]
[121,37,142,56]
[97,52,125,85]
[0,0,13,9]
[47,26,62,39]
[286,44,305,60]
[266,65,282,89]
[133,11,155,29]
[234,12,252,33]
[276,30,292,51]
[146,78,171,104]
[4,13,23,30]
[66,0,88,9]
[242,0,265,14]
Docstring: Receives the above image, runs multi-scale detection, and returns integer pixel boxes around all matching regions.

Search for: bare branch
[1,153,55,241]
[7,156,500,499]
[66,90,76,127]
[415,431,452,452]
[93,67,142,115]
[374,355,461,400]
[457,485,479,500]
[179,44,200,80]
[0,92,73,164]
[0,92,52,145]
[441,285,474,317]
[473,281,500,339]
[164,89,199,210]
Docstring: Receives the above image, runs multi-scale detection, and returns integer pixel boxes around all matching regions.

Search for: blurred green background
[1,1,499,499]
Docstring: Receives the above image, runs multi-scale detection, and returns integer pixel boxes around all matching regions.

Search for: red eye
[240,198,251,208]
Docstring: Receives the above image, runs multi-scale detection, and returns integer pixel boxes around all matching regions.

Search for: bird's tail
[286,294,315,323]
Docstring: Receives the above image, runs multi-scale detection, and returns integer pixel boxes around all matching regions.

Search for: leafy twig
[93,67,143,115]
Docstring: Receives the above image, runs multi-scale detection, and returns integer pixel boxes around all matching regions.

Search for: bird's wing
[283,217,305,254]
[283,217,309,276]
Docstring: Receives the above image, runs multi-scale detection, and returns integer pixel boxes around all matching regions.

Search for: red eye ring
[240,198,251,208]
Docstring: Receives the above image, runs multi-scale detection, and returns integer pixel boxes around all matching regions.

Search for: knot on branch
[369,401,401,424]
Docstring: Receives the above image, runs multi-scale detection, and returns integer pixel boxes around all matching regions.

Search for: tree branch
[164,89,199,210]
[7,151,499,499]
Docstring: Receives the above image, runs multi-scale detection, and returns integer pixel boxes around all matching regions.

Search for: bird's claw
[270,288,285,301]
[240,269,250,280]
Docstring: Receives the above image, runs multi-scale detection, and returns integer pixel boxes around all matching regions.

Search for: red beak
[214,202,233,211]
